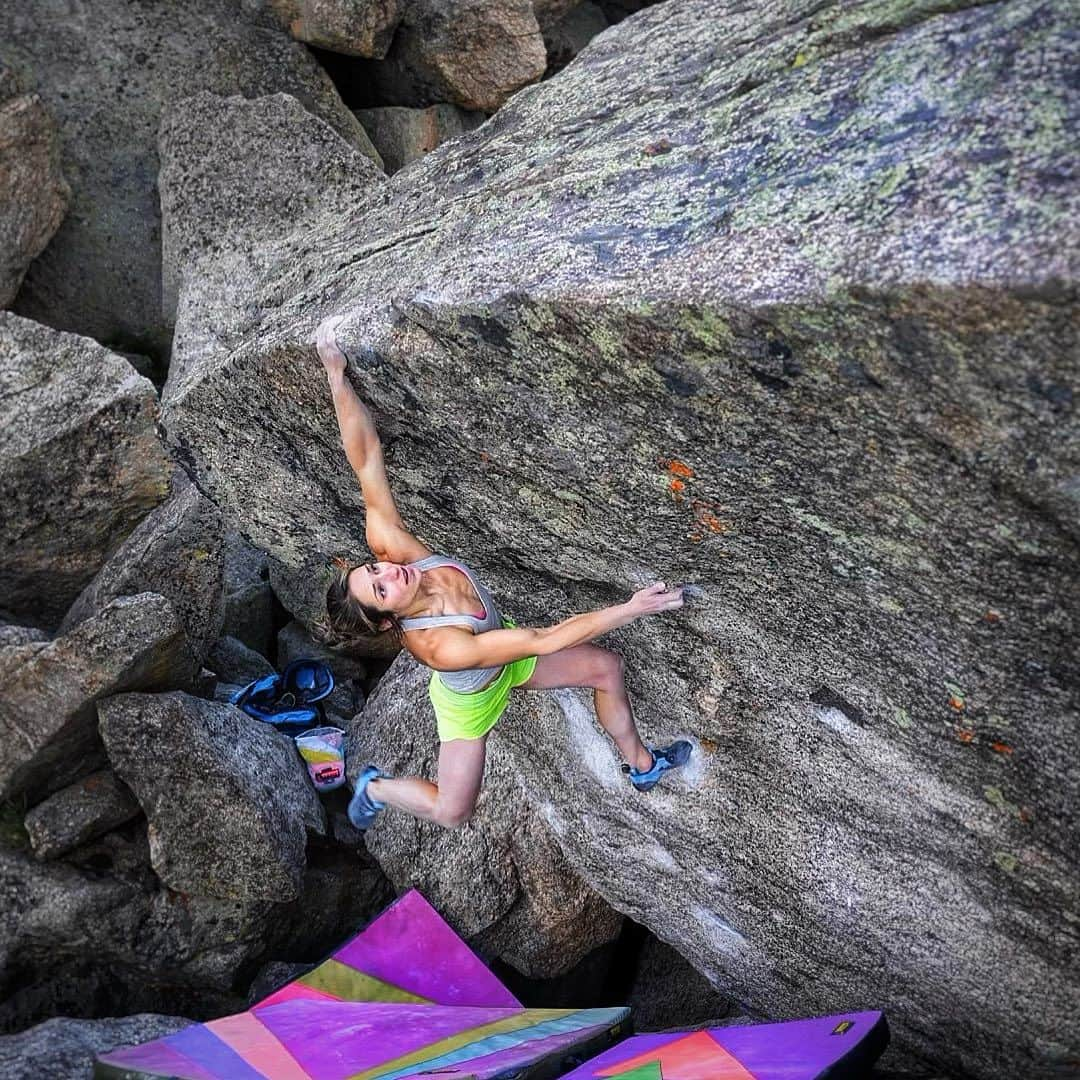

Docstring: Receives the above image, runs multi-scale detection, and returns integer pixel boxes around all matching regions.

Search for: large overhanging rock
[98,691,326,902]
[0,62,70,309]
[59,472,226,668]
[0,593,198,804]
[0,313,172,630]
[0,0,376,358]
[159,1,1078,1075]
[348,651,623,976]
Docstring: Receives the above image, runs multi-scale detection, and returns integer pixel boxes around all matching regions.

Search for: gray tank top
[398,554,505,693]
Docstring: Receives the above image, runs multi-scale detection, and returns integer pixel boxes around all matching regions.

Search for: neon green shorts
[428,619,537,742]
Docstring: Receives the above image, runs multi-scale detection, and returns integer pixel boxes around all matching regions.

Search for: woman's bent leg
[367,736,487,828]
[519,644,653,772]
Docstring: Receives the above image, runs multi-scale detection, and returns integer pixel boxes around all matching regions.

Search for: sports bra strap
[399,612,477,630]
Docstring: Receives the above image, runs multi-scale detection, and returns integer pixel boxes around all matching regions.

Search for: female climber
[312,315,692,830]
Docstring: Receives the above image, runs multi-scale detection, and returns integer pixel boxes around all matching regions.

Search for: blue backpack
[230,658,336,736]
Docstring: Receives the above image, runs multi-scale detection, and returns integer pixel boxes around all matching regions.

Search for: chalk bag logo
[831,1020,855,1036]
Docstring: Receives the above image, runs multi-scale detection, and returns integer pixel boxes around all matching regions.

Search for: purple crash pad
[560,1010,889,1079]
[94,889,630,1079]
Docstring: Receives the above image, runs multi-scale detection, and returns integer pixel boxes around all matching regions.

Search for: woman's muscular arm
[409,583,685,671]
[317,316,431,565]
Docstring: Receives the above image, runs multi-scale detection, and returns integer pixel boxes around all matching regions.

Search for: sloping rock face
[99,691,326,902]
[158,1,1078,1076]
[0,313,172,630]
[0,0,373,357]
[349,652,623,976]
[158,91,387,403]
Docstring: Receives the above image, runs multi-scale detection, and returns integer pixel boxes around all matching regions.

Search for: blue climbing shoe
[347,764,387,829]
[624,740,692,792]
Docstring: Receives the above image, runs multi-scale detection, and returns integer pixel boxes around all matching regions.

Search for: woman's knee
[595,649,626,692]
[433,800,475,829]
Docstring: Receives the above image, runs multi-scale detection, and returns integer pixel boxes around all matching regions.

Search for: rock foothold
[98,690,326,902]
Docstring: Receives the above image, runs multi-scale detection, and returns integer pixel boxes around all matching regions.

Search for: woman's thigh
[519,643,620,691]
[436,736,488,815]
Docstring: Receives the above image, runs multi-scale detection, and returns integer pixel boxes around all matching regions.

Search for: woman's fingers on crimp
[632,581,685,614]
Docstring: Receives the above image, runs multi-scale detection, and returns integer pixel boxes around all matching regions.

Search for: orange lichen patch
[956,728,975,744]
[948,696,965,711]
[670,478,686,494]
[991,741,1014,756]
[666,459,694,479]
[698,512,730,534]
[984,609,1003,623]
[699,738,719,753]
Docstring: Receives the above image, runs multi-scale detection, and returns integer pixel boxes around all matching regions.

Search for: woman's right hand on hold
[316,315,348,379]
[627,582,685,617]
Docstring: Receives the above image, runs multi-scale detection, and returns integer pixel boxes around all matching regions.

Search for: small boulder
[0,623,48,648]
[0,1014,190,1080]
[0,63,70,308]
[263,0,403,57]
[541,0,608,76]
[221,531,275,657]
[246,960,311,1005]
[0,313,172,630]
[0,593,197,803]
[355,0,547,111]
[24,770,142,861]
[59,471,226,667]
[206,636,275,687]
[354,103,487,174]
[98,691,326,901]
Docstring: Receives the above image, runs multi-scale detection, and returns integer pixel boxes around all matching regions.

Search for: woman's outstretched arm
[409,583,685,671]
[316,316,431,565]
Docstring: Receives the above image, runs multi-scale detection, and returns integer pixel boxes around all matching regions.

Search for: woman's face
[347,561,419,613]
